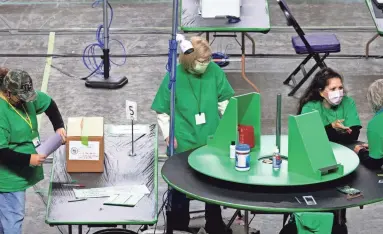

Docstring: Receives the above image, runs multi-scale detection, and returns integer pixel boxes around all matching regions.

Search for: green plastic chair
[294,212,334,234]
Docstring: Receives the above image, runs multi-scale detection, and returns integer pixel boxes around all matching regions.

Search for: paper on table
[103,193,146,207]
[73,184,150,198]
[36,133,63,156]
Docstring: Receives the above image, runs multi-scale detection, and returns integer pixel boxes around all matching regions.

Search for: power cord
[81,0,127,80]
[152,189,170,234]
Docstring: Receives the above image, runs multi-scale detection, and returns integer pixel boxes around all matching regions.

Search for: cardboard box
[66,117,104,173]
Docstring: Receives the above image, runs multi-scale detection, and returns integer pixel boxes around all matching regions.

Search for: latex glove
[56,128,67,144]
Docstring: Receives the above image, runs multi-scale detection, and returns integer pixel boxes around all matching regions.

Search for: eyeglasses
[196,57,212,65]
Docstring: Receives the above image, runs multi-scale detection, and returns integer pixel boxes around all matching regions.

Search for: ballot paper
[73,184,150,199]
[107,125,149,135]
[103,193,146,207]
[36,133,63,156]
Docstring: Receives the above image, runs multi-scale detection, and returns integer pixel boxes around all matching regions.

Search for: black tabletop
[162,147,383,213]
[45,124,158,225]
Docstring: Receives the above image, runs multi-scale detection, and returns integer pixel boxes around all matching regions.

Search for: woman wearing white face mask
[297,67,362,144]
[151,36,234,234]
[296,67,361,234]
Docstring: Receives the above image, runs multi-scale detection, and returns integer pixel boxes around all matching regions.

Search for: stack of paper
[103,194,146,207]
[73,184,150,207]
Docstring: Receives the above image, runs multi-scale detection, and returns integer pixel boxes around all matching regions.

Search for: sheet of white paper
[103,193,146,206]
[73,184,150,198]
[36,133,62,156]
[68,141,100,160]
[125,193,146,205]
[107,125,149,135]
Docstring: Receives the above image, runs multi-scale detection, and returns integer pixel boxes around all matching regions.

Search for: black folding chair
[277,0,341,96]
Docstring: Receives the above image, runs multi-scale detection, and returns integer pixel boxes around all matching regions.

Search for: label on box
[69,141,100,160]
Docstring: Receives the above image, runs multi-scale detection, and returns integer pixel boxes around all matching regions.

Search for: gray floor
[1,0,383,233]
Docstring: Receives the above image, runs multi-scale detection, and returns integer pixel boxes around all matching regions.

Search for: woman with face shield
[353,79,383,169]
[297,67,362,144]
[151,36,235,234]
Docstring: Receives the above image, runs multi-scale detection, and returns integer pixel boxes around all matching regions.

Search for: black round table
[162,148,383,233]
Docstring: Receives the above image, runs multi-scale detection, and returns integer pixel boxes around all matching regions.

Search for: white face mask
[327,90,344,106]
[193,62,209,74]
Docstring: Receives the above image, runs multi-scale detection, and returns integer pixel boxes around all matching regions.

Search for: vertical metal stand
[129,119,136,156]
[244,211,249,234]
[85,0,128,89]
[166,0,180,233]
[168,0,178,158]
[276,94,282,151]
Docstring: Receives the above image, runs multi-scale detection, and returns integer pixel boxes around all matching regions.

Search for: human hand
[332,119,351,133]
[354,144,368,154]
[56,128,67,144]
[165,137,178,149]
[30,154,48,166]
[0,67,8,78]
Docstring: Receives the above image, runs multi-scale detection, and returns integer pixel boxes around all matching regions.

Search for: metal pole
[102,0,110,79]
[276,94,282,151]
[168,0,179,158]
[129,119,136,156]
[166,1,179,234]
[244,211,249,234]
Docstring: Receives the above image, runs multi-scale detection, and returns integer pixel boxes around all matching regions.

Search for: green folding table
[180,0,271,91]
[365,0,383,57]
[45,124,158,234]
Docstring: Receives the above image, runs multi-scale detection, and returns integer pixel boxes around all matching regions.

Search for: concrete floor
[1,0,383,233]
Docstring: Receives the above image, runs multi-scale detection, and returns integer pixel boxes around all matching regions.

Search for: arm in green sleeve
[151,74,171,115]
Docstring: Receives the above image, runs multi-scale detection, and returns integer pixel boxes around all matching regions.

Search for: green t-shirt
[0,91,51,192]
[366,112,383,159]
[301,96,361,127]
[151,62,235,153]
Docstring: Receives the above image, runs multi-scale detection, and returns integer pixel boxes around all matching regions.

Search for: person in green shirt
[296,67,361,234]
[354,79,383,169]
[151,36,235,234]
[0,68,66,234]
[297,67,362,144]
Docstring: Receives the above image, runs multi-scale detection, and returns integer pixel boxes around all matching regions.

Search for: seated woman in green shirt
[354,79,383,169]
[151,36,235,234]
[297,67,362,144]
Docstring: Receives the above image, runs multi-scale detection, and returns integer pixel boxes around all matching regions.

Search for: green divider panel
[295,212,334,234]
[288,111,344,180]
[207,92,261,153]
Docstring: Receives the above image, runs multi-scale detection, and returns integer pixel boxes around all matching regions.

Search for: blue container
[235,144,250,171]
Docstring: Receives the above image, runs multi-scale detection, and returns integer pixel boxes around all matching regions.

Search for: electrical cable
[212,52,230,67]
[227,16,241,24]
[81,0,127,79]
[153,189,170,234]
[241,54,260,92]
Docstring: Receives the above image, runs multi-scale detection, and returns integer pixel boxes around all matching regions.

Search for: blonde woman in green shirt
[354,79,383,169]
[297,67,362,144]
[151,36,234,234]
